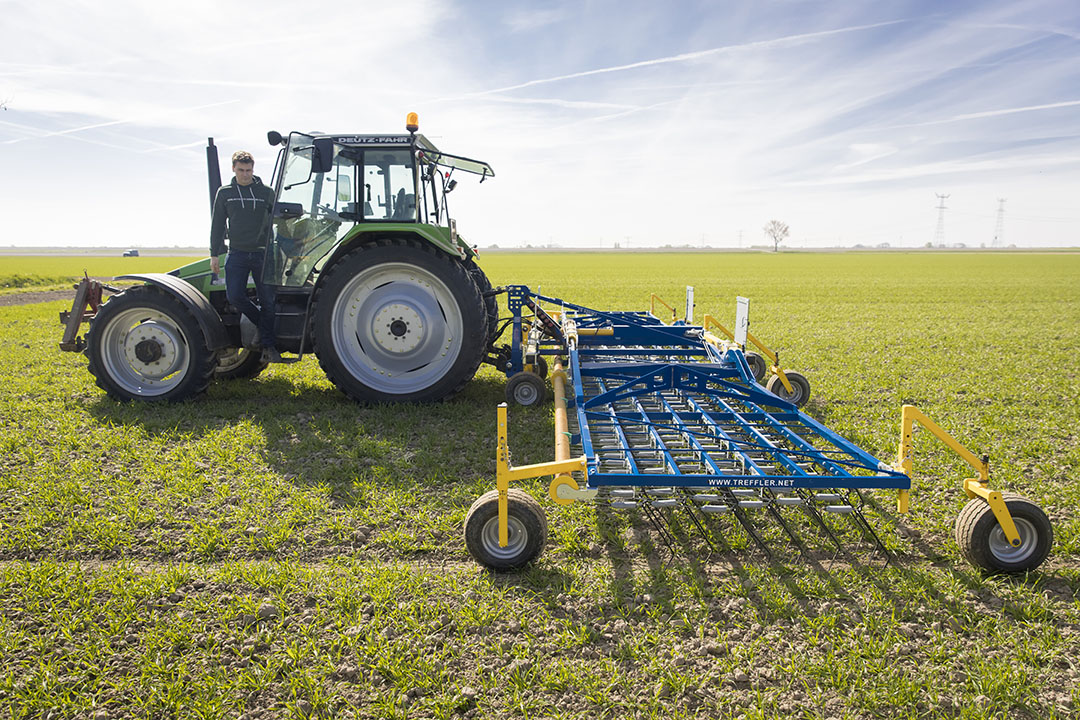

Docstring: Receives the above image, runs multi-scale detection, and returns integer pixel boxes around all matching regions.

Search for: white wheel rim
[988,516,1038,564]
[480,514,528,561]
[330,263,463,394]
[98,308,191,396]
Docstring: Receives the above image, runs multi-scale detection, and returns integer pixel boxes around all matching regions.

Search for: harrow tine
[727,493,773,559]
[796,488,846,556]
[639,497,678,562]
[846,490,892,565]
[678,490,720,558]
[763,490,810,557]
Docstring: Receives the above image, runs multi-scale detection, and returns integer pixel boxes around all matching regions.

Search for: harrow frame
[464,286,1052,574]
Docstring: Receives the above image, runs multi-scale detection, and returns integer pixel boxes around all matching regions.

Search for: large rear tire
[464,259,499,349]
[85,285,216,402]
[312,239,487,403]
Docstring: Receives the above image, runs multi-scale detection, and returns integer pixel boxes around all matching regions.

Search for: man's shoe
[261,347,283,363]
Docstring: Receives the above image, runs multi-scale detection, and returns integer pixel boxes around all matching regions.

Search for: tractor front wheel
[312,239,487,403]
[464,489,547,569]
[85,285,215,401]
[214,347,268,380]
[955,493,1052,573]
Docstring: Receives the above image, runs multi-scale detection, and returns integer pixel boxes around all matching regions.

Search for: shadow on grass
[83,371,521,508]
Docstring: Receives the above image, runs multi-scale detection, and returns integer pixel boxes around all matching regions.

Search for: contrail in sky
[886,99,1080,129]
[467,20,908,97]
[2,99,240,145]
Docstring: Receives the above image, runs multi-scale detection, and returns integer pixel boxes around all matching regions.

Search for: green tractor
[60,115,501,403]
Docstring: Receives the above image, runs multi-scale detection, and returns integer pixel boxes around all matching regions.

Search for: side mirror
[267,130,284,146]
[312,138,335,173]
[337,174,351,202]
[445,179,458,194]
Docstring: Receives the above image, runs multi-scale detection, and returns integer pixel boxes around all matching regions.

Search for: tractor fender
[116,273,231,351]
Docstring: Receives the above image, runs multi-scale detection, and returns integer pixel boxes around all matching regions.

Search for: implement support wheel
[745,351,767,382]
[955,493,1052,573]
[464,489,548,570]
[506,371,547,406]
[766,370,811,408]
[530,355,549,379]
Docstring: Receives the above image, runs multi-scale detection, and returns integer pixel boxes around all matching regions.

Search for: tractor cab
[264,125,494,289]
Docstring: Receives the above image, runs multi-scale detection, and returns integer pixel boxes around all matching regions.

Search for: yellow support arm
[894,404,1020,547]
[650,294,677,324]
[495,402,589,548]
[701,314,794,393]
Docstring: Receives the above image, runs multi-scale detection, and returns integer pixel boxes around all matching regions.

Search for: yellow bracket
[702,314,793,392]
[894,404,1020,547]
[650,294,677,324]
[495,398,589,547]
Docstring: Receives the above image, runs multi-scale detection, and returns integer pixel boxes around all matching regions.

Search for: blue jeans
[225,250,276,349]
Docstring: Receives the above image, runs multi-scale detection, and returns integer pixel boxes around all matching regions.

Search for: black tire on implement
[464,489,548,569]
[766,370,811,408]
[955,493,1052,573]
[745,351,767,382]
[312,238,487,403]
[85,285,216,402]
[214,348,268,380]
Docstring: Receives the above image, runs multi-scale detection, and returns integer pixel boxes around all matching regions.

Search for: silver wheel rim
[216,347,254,374]
[330,262,463,394]
[988,516,1038,564]
[98,307,191,396]
[480,514,528,561]
[513,379,539,405]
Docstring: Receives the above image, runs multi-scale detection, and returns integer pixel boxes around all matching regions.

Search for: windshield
[265,135,420,287]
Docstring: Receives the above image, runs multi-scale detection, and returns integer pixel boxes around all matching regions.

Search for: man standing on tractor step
[210,150,282,363]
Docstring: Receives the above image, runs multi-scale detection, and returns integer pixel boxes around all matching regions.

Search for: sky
[2,0,1079,249]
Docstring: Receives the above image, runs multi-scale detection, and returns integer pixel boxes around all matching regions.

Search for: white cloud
[1,0,1078,250]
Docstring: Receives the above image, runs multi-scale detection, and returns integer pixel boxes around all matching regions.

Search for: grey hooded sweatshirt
[209,176,276,256]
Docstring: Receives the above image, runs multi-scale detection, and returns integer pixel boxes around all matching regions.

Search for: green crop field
[1,252,1078,719]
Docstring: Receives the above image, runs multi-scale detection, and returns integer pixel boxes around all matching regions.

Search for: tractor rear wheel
[464,259,499,348]
[312,239,487,403]
[214,347,267,380]
[85,285,216,401]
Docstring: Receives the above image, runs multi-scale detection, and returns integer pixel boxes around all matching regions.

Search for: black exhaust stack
[206,137,222,213]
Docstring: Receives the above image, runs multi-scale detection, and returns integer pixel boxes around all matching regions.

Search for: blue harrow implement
[464,286,1053,574]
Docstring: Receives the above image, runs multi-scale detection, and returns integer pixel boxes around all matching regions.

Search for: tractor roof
[316,132,494,179]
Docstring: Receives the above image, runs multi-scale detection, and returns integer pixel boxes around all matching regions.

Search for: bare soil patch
[0,289,74,306]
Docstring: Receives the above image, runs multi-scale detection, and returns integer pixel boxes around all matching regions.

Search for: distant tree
[763,220,789,252]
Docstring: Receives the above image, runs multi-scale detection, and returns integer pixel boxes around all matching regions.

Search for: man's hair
[231,150,254,167]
